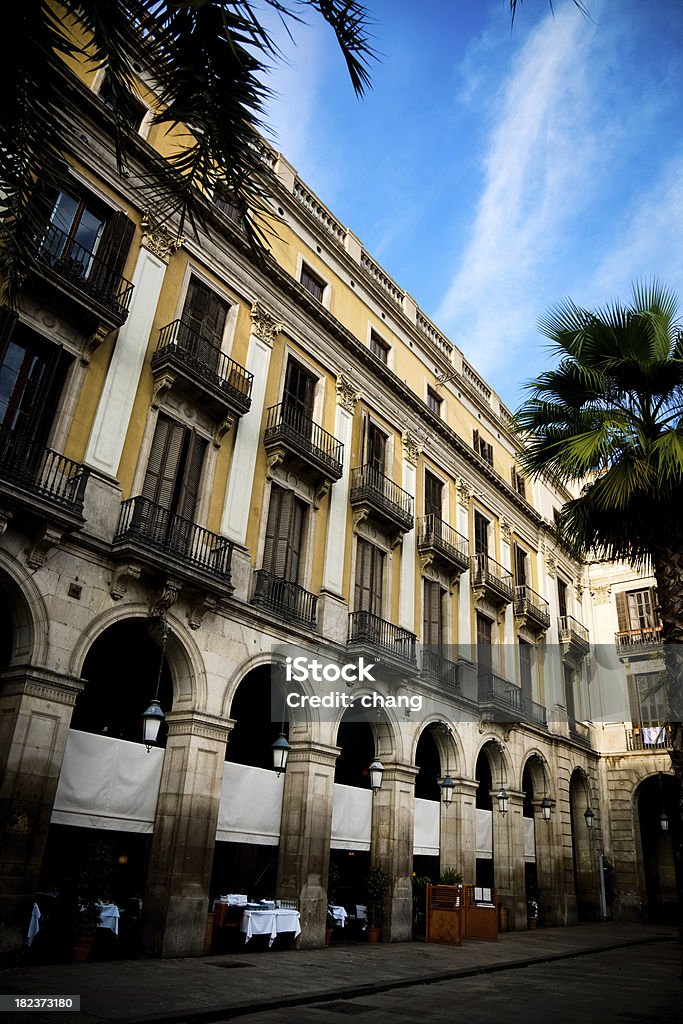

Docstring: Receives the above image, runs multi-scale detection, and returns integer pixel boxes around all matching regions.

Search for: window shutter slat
[615,592,629,632]
[142,414,186,509]
[176,432,206,522]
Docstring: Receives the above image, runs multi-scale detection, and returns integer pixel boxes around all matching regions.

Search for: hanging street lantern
[540,796,552,822]
[368,758,384,793]
[441,774,455,807]
[272,733,291,776]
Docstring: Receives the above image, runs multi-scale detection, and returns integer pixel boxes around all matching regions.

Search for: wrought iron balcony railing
[153,320,253,411]
[514,584,551,630]
[348,610,417,665]
[470,553,514,603]
[523,695,548,728]
[264,403,343,480]
[568,717,592,747]
[250,569,318,628]
[37,223,134,320]
[0,426,89,514]
[615,626,664,657]
[114,497,233,580]
[626,725,672,751]
[558,615,590,653]
[422,649,461,691]
[349,466,414,532]
[478,671,522,713]
[417,514,469,571]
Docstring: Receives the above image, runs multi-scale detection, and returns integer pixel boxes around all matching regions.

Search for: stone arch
[221,651,313,737]
[331,691,404,764]
[0,550,49,666]
[569,767,597,921]
[410,717,463,779]
[519,750,553,801]
[632,769,678,923]
[473,735,513,788]
[68,603,205,709]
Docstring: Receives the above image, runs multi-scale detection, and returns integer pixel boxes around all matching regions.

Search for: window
[142,413,207,523]
[300,263,325,303]
[262,483,307,584]
[473,428,494,467]
[364,420,387,475]
[427,386,442,416]
[557,578,569,619]
[616,588,658,633]
[474,510,489,556]
[213,187,243,226]
[181,278,230,348]
[424,470,443,518]
[511,467,526,498]
[0,316,72,445]
[634,672,666,727]
[98,70,146,131]
[369,330,390,363]
[563,663,576,722]
[519,639,533,700]
[423,580,445,645]
[476,612,493,679]
[514,544,528,587]
[354,538,384,617]
[283,357,316,430]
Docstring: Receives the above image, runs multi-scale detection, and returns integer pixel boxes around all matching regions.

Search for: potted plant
[366,866,388,942]
[439,866,463,886]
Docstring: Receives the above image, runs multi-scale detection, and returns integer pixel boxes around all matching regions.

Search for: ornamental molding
[336,373,361,412]
[0,667,85,706]
[250,301,283,346]
[165,709,232,743]
[141,212,184,262]
[591,584,612,605]
[402,430,422,465]
[544,546,557,578]
[456,478,472,509]
[500,516,512,542]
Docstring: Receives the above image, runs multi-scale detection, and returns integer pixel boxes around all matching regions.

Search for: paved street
[219,944,682,1024]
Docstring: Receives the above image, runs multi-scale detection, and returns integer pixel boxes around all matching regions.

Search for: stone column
[399,432,421,632]
[276,740,339,949]
[492,789,525,927]
[319,376,360,642]
[85,217,178,479]
[144,710,231,958]
[456,480,472,655]
[533,799,564,926]
[448,778,477,883]
[0,667,83,955]
[371,763,418,942]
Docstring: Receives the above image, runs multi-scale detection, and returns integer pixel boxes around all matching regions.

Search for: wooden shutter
[514,545,527,586]
[424,470,443,518]
[615,591,629,632]
[142,414,186,510]
[557,579,568,619]
[263,485,305,582]
[563,664,576,721]
[367,424,386,474]
[519,640,533,699]
[96,211,135,279]
[182,278,229,346]
[355,539,383,615]
[476,613,492,677]
[474,511,489,556]
[423,580,442,645]
[263,484,284,575]
[176,432,207,522]
[284,358,315,420]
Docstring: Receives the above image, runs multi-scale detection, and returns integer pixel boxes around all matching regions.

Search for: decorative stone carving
[110,562,142,600]
[575,581,585,604]
[313,480,331,510]
[187,593,218,630]
[265,450,285,478]
[150,577,182,615]
[82,322,111,365]
[141,212,184,262]
[336,374,360,412]
[456,478,472,508]
[402,430,422,465]
[26,526,62,569]
[544,547,557,578]
[352,508,369,532]
[250,301,283,346]
[213,414,236,448]
[591,584,612,605]
[500,516,512,542]
[0,509,13,535]
[151,371,175,408]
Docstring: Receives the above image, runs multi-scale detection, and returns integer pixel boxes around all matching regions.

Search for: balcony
[417,515,469,577]
[349,466,414,545]
[264,403,343,500]
[626,725,672,751]
[33,223,134,331]
[478,672,523,722]
[615,626,664,660]
[113,497,234,595]
[151,320,253,423]
[421,649,461,692]
[348,611,417,668]
[568,717,592,748]
[250,569,318,629]
[558,615,590,658]
[470,553,514,608]
[514,584,551,634]
[0,427,89,559]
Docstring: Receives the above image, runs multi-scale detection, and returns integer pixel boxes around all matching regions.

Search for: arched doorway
[413,727,441,883]
[475,748,494,888]
[637,773,679,923]
[569,769,596,921]
[211,665,286,904]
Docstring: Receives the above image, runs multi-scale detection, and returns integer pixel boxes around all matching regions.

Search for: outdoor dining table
[327,905,348,927]
[239,908,301,947]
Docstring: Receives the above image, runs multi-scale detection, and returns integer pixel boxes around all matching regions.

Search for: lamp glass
[540,796,552,822]
[659,812,669,833]
[584,806,595,830]
[142,700,164,750]
[272,733,291,775]
[497,787,509,816]
[441,774,455,806]
[368,758,384,793]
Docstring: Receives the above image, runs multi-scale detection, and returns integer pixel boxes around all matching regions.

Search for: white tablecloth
[240,908,301,946]
[328,905,348,927]
[97,903,120,935]
[27,903,41,946]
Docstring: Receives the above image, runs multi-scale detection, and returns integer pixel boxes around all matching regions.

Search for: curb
[115,934,675,1024]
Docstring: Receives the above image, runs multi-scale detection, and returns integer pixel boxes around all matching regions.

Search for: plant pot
[74,935,95,961]
[367,926,381,943]
[325,928,334,947]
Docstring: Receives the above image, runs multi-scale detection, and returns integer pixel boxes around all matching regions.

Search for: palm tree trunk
[652,548,683,958]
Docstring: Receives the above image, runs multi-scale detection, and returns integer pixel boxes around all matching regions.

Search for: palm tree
[515,280,683,936]
[2,0,374,302]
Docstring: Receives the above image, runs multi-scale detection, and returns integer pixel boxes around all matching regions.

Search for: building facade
[0,47,675,959]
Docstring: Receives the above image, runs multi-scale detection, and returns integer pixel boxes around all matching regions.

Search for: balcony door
[283,358,315,425]
[262,483,306,584]
[474,511,489,556]
[180,278,230,370]
[364,420,386,478]
[140,413,207,550]
[514,544,528,587]
[423,579,444,645]
[354,538,384,620]
[0,314,72,448]
[476,612,493,682]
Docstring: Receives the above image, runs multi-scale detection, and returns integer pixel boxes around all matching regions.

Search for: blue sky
[261,0,683,409]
